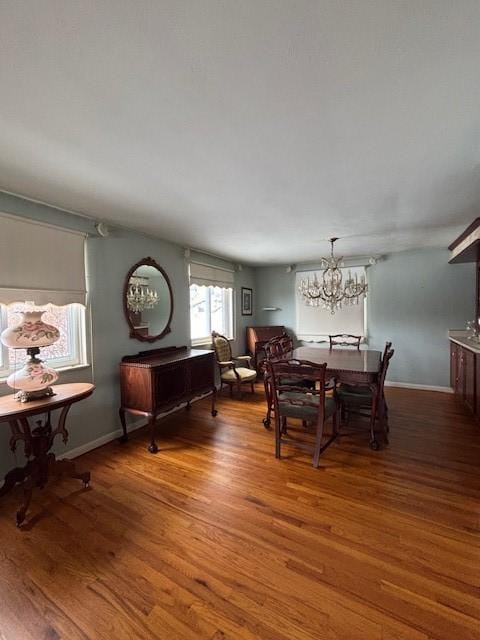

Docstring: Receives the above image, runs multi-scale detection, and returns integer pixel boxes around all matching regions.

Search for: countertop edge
[448,334,480,354]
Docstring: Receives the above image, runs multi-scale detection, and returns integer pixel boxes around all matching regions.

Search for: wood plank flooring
[0,386,479,640]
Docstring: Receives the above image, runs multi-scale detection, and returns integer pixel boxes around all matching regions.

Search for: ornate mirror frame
[123,257,174,342]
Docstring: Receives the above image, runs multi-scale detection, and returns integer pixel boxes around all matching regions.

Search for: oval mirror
[123,257,174,342]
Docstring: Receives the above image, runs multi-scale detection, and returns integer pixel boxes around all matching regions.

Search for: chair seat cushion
[339,383,371,396]
[278,392,336,420]
[221,367,257,383]
[337,384,372,406]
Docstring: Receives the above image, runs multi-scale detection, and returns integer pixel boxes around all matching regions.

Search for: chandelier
[298,238,368,314]
[127,276,159,313]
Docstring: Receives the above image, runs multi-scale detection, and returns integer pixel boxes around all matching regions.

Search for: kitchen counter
[448,330,480,354]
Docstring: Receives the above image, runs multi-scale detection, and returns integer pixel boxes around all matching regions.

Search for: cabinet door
[453,343,466,398]
[450,342,458,391]
[455,345,464,397]
[190,354,214,394]
[458,346,464,398]
[464,348,475,413]
[154,362,188,407]
[475,356,480,420]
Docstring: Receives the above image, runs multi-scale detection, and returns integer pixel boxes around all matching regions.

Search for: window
[0,214,88,380]
[189,261,235,345]
[295,267,367,341]
[190,284,234,344]
[0,303,87,379]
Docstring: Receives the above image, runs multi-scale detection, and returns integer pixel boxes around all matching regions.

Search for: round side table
[0,382,95,527]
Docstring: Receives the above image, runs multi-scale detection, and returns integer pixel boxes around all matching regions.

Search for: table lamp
[0,308,60,402]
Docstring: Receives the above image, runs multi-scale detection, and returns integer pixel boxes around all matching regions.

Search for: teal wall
[0,193,255,477]
[255,265,297,329]
[367,249,474,386]
[254,248,474,387]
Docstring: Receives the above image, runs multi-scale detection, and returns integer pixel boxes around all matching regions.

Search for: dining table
[264,346,386,449]
[292,346,382,385]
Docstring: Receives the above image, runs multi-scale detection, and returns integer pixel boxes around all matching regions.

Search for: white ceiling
[1,1,480,264]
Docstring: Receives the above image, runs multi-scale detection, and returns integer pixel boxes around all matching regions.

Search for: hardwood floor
[0,386,479,640]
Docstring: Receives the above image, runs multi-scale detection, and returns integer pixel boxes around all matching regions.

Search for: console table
[119,346,216,453]
[0,382,95,527]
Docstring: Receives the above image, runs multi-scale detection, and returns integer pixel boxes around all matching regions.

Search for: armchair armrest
[233,354,253,369]
[218,360,242,381]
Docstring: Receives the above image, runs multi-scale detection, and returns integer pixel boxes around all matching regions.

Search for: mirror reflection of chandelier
[298,237,368,314]
[127,276,159,313]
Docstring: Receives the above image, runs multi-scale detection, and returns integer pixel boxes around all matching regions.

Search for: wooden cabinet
[464,348,475,413]
[451,341,467,400]
[119,346,216,453]
[450,342,459,393]
[475,356,480,419]
[246,326,286,370]
[449,221,480,420]
[450,340,480,420]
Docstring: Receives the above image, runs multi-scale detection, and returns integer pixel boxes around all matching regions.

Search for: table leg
[50,456,90,487]
[118,408,128,443]
[148,414,159,453]
[16,475,34,528]
[263,373,272,429]
[8,419,32,457]
[379,395,389,444]
[369,385,380,451]
[211,387,217,417]
[0,465,29,499]
[382,392,390,433]
[1,403,91,527]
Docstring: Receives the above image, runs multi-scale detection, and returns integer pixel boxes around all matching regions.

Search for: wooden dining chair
[262,333,294,428]
[337,343,394,450]
[267,358,338,468]
[262,333,317,429]
[329,334,361,350]
[339,341,392,395]
[211,331,257,398]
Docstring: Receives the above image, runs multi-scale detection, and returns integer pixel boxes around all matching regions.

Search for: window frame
[189,284,235,346]
[0,304,88,381]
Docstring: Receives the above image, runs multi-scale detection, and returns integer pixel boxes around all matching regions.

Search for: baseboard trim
[385,381,453,394]
[59,419,147,460]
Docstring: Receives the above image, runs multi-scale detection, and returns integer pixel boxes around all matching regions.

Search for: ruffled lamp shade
[0,310,60,348]
[0,310,60,400]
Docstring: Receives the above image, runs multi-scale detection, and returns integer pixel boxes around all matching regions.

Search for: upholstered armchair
[211,332,257,398]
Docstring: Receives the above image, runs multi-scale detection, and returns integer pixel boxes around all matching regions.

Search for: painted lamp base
[14,387,56,403]
[6,349,59,402]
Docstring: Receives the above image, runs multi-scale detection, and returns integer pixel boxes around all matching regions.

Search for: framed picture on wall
[241,287,253,316]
